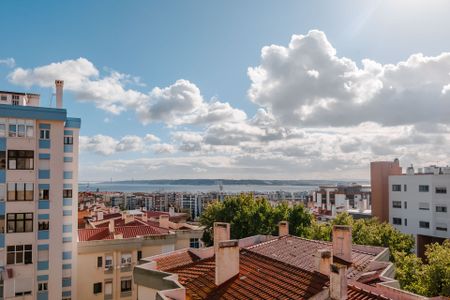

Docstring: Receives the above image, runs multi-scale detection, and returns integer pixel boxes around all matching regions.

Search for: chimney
[215,240,240,286]
[55,80,64,108]
[315,249,332,276]
[169,207,175,216]
[141,214,148,222]
[330,263,347,300]
[332,225,352,262]
[278,221,289,236]
[213,222,230,252]
[125,214,135,224]
[159,215,170,229]
[108,219,115,233]
[97,211,104,221]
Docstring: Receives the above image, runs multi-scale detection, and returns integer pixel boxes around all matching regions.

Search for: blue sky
[2,0,450,181]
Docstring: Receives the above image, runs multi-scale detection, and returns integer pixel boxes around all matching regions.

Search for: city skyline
[2,1,450,181]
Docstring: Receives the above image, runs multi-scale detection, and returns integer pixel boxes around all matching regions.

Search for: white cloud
[248,30,450,127]
[8,60,247,126]
[80,134,164,155]
[0,58,15,68]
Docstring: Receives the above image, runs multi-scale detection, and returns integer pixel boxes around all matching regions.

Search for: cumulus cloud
[8,59,246,126]
[0,58,15,68]
[248,30,450,127]
[80,134,164,155]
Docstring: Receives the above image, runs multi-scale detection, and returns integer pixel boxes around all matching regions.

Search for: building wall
[371,160,402,222]
[77,231,202,300]
[0,93,80,300]
[389,174,450,255]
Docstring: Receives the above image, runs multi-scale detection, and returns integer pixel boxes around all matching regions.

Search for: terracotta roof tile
[247,236,384,279]
[155,250,201,271]
[78,224,169,241]
[163,250,329,300]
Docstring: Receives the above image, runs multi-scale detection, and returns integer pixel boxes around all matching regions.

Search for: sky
[2,0,450,181]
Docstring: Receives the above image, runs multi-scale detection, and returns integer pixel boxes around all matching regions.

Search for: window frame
[7,213,33,233]
[7,150,34,170]
[6,244,32,264]
[392,184,401,192]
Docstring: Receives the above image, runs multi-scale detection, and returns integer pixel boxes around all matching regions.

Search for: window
[38,221,49,231]
[137,250,142,261]
[38,282,48,291]
[393,218,402,225]
[121,253,131,267]
[404,218,407,226]
[404,184,407,192]
[97,256,102,268]
[105,281,113,297]
[7,183,33,201]
[419,185,429,192]
[436,206,447,213]
[7,213,33,233]
[7,244,32,264]
[190,238,200,248]
[9,124,16,137]
[0,95,6,101]
[120,279,132,292]
[26,124,34,138]
[0,123,5,137]
[419,221,430,229]
[404,201,407,209]
[12,95,19,106]
[436,187,447,194]
[0,151,5,169]
[64,136,73,145]
[392,184,401,192]
[63,189,72,198]
[8,150,34,170]
[419,202,430,210]
[105,255,113,269]
[392,201,402,208]
[40,129,50,140]
[436,226,448,231]
[93,282,102,294]
[39,187,49,200]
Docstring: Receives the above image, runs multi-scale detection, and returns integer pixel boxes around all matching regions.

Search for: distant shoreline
[91,179,368,186]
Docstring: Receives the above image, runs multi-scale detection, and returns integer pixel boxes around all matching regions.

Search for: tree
[394,240,450,297]
[199,195,312,245]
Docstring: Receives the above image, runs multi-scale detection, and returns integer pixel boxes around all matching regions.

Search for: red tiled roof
[115,225,168,238]
[156,250,201,271]
[78,228,113,241]
[348,284,391,300]
[102,212,122,220]
[95,218,146,228]
[165,250,330,300]
[247,235,385,279]
[146,211,169,218]
[78,224,169,241]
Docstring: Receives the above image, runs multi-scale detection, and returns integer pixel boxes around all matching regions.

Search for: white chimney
[55,80,64,108]
[278,221,289,236]
[332,225,352,262]
[330,263,347,300]
[159,215,170,229]
[97,211,104,221]
[169,207,175,216]
[108,219,115,233]
[214,222,230,252]
[315,249,332,276]
[215,240,240,286]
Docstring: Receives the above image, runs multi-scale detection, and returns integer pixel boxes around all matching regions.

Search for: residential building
[77,210,203,300]
[0,81,80,300]
[134,222,435,300]
[312,184,371,218]
[371,159,402,222]
[389,164,450,257]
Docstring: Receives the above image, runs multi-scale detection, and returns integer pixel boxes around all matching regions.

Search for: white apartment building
[0,81,80,300]
[389,165,450,256]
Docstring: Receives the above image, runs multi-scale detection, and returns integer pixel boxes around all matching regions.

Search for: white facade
[0,85,80,300]
[389,170,450,252]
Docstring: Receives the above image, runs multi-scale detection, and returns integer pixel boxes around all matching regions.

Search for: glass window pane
[8,124,16,137]
[17,125,25,137]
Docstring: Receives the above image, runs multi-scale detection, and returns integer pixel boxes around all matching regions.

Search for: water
[78,183,317,193]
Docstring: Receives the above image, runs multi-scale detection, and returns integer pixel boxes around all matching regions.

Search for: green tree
[199,195,312,245]
[395,240,450,297]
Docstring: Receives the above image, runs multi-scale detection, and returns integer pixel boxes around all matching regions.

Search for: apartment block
[389,165,450,257]
[371,159,402,222]
[77,210,203,300]
[0,81,80,299]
